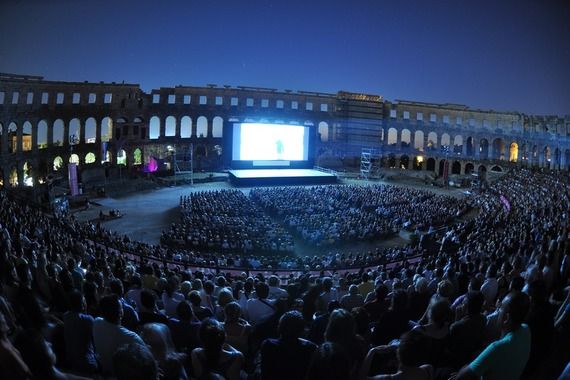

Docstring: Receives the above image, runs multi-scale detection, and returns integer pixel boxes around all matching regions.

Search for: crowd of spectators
[163,190,295,254]
[250,185,467,246]
[0,168,569,379]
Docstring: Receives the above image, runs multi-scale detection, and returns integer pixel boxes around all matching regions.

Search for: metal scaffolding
[360,147,381,179]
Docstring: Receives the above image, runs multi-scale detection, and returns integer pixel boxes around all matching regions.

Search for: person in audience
[222,301,251,357]
[188,290,214,321]
[191,318,244,380]
[140,323,186,380]
[93,295,145,376]
[113,343,159,380]
[372,290,410,345]
[267,275,288,300]
[260,310,317,380]
[450,291,486,369]
[139,289,169,325]
[168,300,201,354]
[62,290,98,374]
[454,291,531,380]
[110,278,139,331]
[0,311,31,380]
[340,285,365,311]
[246,282,276,326]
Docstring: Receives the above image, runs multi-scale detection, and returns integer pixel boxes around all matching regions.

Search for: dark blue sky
[1,0,569,115]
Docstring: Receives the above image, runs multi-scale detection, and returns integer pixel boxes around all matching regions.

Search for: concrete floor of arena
[73,172,473,256]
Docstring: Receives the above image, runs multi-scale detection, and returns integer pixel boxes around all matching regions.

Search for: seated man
[454,291,531,380]
[260,311,317,380]
[63,291,98,374]
[93,295,145,376]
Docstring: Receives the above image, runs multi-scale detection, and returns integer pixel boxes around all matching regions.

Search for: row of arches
[384,155,500,175]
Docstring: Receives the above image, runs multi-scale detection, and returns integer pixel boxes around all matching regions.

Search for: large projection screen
[232,123,310,165]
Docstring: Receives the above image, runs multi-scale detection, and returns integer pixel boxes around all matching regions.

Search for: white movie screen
[232,123,310,161]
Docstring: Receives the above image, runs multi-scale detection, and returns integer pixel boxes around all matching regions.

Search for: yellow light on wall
[417,156,424,163]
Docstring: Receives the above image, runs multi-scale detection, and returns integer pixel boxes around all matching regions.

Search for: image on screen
[232,123,309,161]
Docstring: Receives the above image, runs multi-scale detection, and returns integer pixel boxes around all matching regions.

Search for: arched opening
[414,130,424,150]
[554,148,561,168]
[452,161,461,175]
[181,116,192,138]
[465,163,474,174]
[438,160,446,175]
[165,116,176,137]
[400,155,409,169]
[441,133,450,150]
[401,129,411,148]
[38,120,48,149]
[197,116,208,138]
[566,149,570,171]
[9,167,18,187]
[318,121,329,142]
[22,121,32,151]
[387,128,397,146]
[388,154,396,168]
[466,136,474,156]
[150,116,160,139]
[479,139,489,159]
[85,117,97,143]
[427,132,437,151]
[453,135,463,155]
[117,149,127,166]
[53,120,64,147]
[509,142,519,162]
[85,152,96,164]
[102,151,112,164]
[101,117,113,142]
[69,118,81,145]
[426,158,436,171]
[491,165,502,172]
[544,146,551,165]
[69,154,80,165]
[212,116,223,138]
[478,165,487,174]
[53,156,64,171]
[492,138,505,160]
[8,122,18,153]
[134,148,143,165]
[23,162,33,186]
[413,156,423,170]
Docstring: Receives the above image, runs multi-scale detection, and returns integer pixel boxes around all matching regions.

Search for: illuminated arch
[427,132,438,151]
[38,120,48,149]
[318,121,329,142]
[479,139,489,159]
[453,135,463,155]
[414,130,424,150]
[441,133,450,148]
[101,117,113,142]
[23,162,33,186]
[401,129,411,148]
[85,152,96,164]
[387,128,397,146]
[134,148,143,165]
[165,116,176,137]
[150,116,160,139]
[117,149,127,165]
[8,122,18,153]
[22,121,32,151]
[9,166,18,187]
[197,116,208,137]
[69,118,81,144]
[212,116,223,138]
[85,117,97,143]
[69,154,80,165]
[53,156,64,171]
[509,142,519,162]
[181,116,192,138]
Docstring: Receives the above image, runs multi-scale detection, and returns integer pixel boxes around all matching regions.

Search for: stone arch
[23,161,33,186]
[427,132,437,151]
[318,121,329,142]
[150,116,160,139]
[401,129,411,148]
[554,148,561,168]
[69,153,80,165]
[53,156,64,171]
[197,116,208,137]
[69,118,81,145]
[181,116,192,138]
[466,136,474,156]
[165,116,176,137]
[414,130,424,150]
[413,156,423,170]
[426,157,436,171]
[101,117,113,142]
[102,150,112,164]
[8,122,18,153]
[9,166,18,187]
[441,133,451,149]
[22,121,32,151]
[117,149,127,165]
[38,120,48,149]
[134,148,143,165]
[438,160,446,175]
[465,162,474,174]
[509,142,518,162]
[85,117,97,143]
[492,138,505,160]
[479,138,489,159]
[400,155,409,169]
[491,165,502,172]
[451,160,461,175]
[478,165,487,174]
[453,135,463,155]
[85,152,96,164]
[212,116,223,138]
[387,128,397,146]
[387,154,396,168]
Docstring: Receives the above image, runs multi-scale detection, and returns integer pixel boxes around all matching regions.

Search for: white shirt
[246,298,275,325]
[93,318,144,375]
[268,286,288,300]
[481,277,499,305]
[162,291,185,318]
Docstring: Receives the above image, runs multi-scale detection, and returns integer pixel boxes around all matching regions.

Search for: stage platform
[229,169,337,186]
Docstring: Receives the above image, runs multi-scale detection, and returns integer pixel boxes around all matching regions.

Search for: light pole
[167,145,176,186]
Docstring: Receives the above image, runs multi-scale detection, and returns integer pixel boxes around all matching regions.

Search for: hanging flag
[500,195,511,212]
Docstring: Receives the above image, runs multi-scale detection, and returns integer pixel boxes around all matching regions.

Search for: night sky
[1,0,569,116]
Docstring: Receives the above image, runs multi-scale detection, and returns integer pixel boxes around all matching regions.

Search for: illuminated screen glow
[232,123,309,161]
